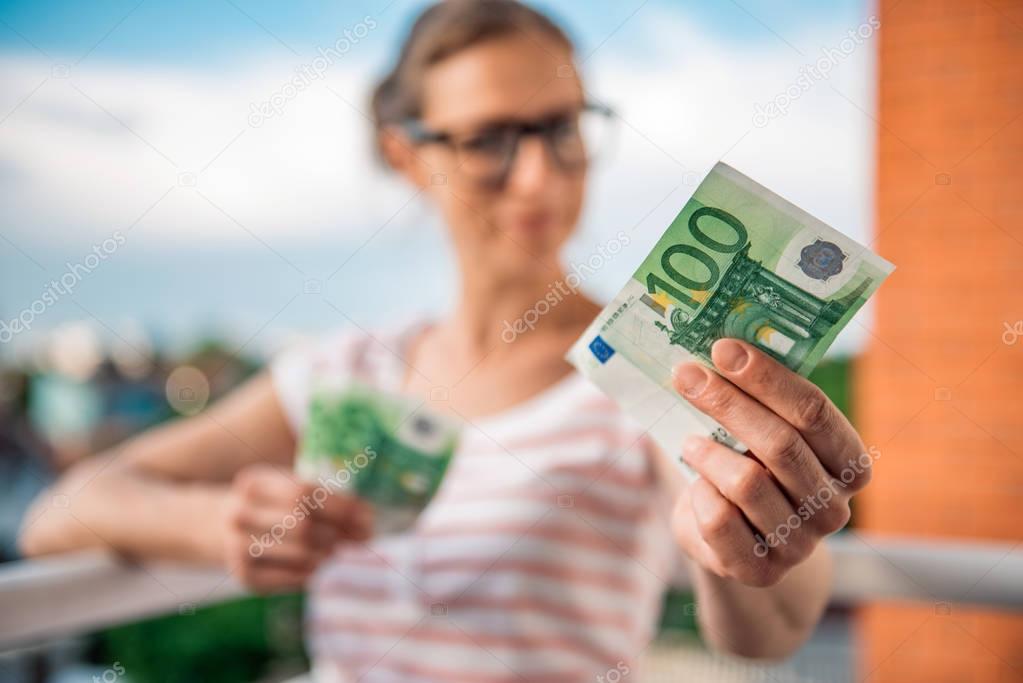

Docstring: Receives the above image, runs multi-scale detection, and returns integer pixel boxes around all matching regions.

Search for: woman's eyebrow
[461,105,582,132]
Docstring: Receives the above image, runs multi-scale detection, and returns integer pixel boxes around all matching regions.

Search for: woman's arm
[689,544,831,658]
[19,373,294,562]
[18,373,372,591]
[655,338,869,659]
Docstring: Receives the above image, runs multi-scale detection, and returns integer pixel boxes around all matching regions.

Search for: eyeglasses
[401,102,616,189]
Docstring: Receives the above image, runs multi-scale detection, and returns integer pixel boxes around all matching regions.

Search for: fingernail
[713,339,749,372]
[673,364,708,398]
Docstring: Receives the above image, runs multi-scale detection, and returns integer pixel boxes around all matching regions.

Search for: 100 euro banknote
[568,162,894,478]
[296,380,460,534]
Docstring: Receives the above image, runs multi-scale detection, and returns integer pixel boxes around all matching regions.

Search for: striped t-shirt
[271,322,678,683]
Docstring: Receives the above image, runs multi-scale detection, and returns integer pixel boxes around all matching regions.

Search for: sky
[0,0,877,359]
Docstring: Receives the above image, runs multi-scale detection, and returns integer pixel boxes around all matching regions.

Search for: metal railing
[1,533,1021,652]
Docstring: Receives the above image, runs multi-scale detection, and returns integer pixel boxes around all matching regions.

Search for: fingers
[681,436,816,564]
[236,464,307,504]
[233,506,342,555]
[670,340,869,588]
[233,556,318,593]
[672,360,828,503]
[225,465,375,593]
[224,522,321,593]
[679,478,782,587]
[234,465,373,541]
[226,496,332,566]
[709,339,870,490]
[316,491,374,533]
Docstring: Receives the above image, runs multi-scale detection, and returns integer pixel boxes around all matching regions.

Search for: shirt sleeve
[269,329,361,436]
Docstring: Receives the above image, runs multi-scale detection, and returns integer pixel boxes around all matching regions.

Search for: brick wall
[855,0,1023,680]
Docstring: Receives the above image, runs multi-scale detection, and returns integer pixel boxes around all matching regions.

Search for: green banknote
[296,380,460,534]
[568,162,894,478]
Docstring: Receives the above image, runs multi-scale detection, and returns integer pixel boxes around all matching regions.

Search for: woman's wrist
[689,545,831,659]
[173,483,234,566]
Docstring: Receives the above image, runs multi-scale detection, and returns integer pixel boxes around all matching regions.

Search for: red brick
[856,1,1023,680]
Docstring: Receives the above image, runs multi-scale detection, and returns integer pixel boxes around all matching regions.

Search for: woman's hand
[670,338,872,588]
[221,464,374,592]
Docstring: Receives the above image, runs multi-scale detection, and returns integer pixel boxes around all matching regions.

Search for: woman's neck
[444,262,595,354]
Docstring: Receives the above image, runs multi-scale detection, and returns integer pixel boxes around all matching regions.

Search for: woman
[21,1,870,680]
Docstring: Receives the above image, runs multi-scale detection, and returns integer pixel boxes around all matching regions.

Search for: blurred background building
[857,0,1023,680]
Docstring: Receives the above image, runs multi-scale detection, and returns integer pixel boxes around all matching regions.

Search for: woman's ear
[378,126,430,190]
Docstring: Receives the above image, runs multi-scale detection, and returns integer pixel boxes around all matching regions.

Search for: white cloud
[0,6,879,354]
[579,9,876,246]
[0,51,411,249]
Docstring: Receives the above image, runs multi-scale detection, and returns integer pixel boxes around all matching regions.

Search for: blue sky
[0,0,876,356]
[0,0,867,66]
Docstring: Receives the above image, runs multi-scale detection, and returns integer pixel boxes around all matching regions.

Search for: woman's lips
[508,213,554,235]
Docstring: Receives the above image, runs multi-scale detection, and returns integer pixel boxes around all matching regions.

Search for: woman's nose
[504,135,556,193]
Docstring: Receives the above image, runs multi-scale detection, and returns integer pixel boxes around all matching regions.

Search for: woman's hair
[370,0,575,153]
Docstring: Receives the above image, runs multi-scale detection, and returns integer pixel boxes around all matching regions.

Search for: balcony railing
[2,533,1021,653]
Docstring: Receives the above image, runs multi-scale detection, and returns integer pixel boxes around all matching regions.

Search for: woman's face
[390,34,587,280]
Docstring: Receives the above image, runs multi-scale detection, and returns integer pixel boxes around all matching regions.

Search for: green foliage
[659,590,700,634]
[94,594,307,683]
[808,357,853,424]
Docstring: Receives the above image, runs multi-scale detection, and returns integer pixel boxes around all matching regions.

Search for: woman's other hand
[222,464,374,593]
